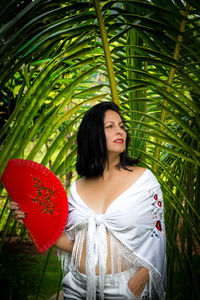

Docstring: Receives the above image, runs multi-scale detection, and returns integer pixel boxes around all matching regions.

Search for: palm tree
[0,1,200,299]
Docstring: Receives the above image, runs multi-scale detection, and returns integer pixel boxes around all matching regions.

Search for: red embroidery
[156,220,162,231]
[154,194,158,200]
[150,190,164,237]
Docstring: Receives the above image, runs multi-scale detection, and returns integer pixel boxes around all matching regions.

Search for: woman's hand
[9,201,26,224]
[10,201,73,253]
[10,201,74,253]
[127,267,149,299]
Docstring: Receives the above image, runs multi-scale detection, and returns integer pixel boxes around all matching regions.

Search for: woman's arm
[10,201,73,253]
[128,267,149,299]
[55,232,74,253]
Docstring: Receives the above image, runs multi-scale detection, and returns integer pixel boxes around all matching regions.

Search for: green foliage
[0,252,61,300]
[0,0,200,299]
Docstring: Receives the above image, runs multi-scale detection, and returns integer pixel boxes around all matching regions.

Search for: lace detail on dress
[70,226,85,270]
[58,221,164,300]
[57,248,71,275]
[57,222,86,275]
[109,234,165,299]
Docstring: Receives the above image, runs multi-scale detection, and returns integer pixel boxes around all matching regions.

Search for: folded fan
[1,159,68,254]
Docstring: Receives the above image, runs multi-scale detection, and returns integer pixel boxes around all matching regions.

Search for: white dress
[59,169,167,300]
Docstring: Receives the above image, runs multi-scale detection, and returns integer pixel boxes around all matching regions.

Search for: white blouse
[59,169,167,300]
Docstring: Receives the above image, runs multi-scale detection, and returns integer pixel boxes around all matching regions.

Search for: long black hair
[76,101,139,177]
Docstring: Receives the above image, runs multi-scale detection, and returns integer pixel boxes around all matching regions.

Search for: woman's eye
[105,125,113,129]
[120,125,126,130]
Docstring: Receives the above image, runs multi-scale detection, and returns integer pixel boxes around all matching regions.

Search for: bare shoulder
[127,165,147,175]
[75,176,94,190]
[119,166,147,183]
[75,177,86,188]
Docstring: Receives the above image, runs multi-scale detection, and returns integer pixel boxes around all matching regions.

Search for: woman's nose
[116,126,123,135]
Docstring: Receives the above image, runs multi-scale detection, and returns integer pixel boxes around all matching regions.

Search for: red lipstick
[114,139,123,143]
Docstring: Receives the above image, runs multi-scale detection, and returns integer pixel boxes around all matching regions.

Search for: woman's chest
[76,176,144,215]
[68,188,152,230]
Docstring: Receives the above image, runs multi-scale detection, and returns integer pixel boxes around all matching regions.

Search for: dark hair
[76,101,139,177]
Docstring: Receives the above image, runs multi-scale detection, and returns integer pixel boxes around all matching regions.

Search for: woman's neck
[102,154,121,181]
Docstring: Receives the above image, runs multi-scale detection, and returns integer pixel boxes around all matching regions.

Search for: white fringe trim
[58,222,164,299]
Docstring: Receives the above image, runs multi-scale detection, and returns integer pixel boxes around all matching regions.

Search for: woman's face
[104,110,127,154]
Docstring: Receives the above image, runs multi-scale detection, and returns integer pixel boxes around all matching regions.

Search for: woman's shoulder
[118,166,147,185]
[75,176,86,186]
[74,176,91,192]
[127,165,146,173]
[125,166,159,185]
[125,165,147,178]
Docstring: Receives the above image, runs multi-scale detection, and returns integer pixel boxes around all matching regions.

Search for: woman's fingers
[13,210,26,224]
[13,211,26,224]
[9,201,26,224]
[10,201,20,210]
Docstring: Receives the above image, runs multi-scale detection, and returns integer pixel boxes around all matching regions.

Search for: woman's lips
[114,139,123,143]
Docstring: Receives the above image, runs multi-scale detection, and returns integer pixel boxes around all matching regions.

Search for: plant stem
[93,0,119,105]
[153,3,190,172]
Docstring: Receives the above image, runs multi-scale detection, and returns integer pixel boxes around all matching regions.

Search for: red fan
[1,159,68,254]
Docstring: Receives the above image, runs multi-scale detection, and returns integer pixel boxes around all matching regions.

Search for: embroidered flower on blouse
[156,220,162,231]
[149,190,164,238]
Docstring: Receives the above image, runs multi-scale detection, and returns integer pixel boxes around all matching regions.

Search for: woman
[10,102,166,300]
